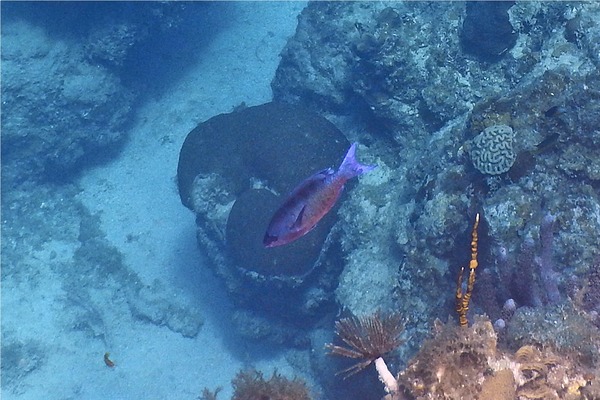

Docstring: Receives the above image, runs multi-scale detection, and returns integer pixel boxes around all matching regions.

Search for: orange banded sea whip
[263,143,376,248]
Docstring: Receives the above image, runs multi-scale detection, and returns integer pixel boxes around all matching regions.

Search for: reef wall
[271,1,600,358]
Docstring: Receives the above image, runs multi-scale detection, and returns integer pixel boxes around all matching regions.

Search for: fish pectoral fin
[291,206,306,230]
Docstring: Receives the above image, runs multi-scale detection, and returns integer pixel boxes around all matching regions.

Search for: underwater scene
[2,1,600,399]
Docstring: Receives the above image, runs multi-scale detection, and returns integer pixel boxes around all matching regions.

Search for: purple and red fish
[263,143,376,248]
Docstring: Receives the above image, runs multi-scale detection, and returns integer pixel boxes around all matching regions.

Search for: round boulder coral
[177,102,350,335]
[177,103,349,279]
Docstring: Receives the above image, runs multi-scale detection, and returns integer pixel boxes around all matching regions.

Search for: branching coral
[455,213,480,327]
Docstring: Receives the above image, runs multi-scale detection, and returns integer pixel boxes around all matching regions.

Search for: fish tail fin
[338,142,376,179]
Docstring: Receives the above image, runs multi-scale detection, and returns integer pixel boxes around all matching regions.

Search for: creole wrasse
[263,143,376,248]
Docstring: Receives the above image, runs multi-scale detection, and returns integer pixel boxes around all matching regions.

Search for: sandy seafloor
[2,2,310,399]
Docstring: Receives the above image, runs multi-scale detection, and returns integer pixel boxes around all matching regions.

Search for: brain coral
[466,124,516,175]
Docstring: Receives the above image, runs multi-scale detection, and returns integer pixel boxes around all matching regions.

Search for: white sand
[4,2,308,399]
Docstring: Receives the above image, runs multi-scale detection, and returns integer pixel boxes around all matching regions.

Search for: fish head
[263,229,306,248]
[263,232,280,248]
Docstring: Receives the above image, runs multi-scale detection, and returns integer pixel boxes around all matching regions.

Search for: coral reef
[397,316,499,399]
[322,215,600,400]
[505,303,600,367]
[272,4,600,390]
[320,308,599,399]
[271,1,600,356]
[392,316,598,400]
[573,258,600,328]
[318,220,600,400]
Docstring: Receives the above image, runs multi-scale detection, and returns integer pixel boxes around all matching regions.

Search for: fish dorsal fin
[317,168,334,176]
[287,168,332,199]
[292,206,306,230]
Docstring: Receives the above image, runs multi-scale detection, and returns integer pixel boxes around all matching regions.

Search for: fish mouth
[263,233,279,248]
